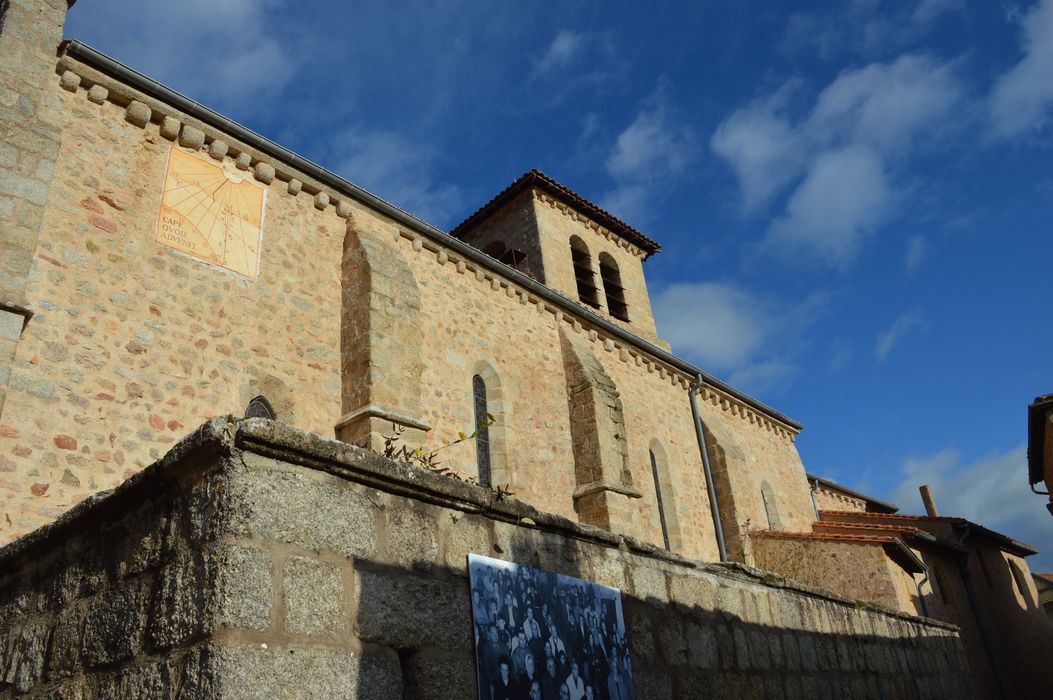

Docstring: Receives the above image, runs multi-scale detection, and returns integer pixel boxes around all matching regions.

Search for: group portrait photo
[468,553,636,700]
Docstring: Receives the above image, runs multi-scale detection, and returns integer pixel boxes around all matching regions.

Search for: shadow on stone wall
[349,557,976,700]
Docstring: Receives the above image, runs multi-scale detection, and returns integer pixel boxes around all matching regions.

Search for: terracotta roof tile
[818,510,1038,555]
[451,169,662,257]
[751,530,899,545]
[812,522,921,535]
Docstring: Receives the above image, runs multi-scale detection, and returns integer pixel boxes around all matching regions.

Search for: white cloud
[534,30,584,75]
[767,146,892,268]
[602,91,697,224]
[806,56,963,154]
[331,130,463,228]
[606,98,695,179]
[905,235,927,273]
[829,338,853,371]
[654,283,765,370]
[527,30,624,105]
[781,0,964,60]
[728,360,798,393]
[989,0,1053,139]
[912,0,965,25]
[712,54,962,268]
[875,309,925,361]
[652,282,825,395]
[66,0,295,111]
[710,89,804,211]
[888,445,1053,568]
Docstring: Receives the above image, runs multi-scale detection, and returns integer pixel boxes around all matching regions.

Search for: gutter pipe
[915,561,930,619]
[58,40,803,435]
[691,375,727,562]
[956,526,1007,700]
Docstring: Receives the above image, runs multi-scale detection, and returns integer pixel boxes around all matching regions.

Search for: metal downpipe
[915,562,930,619]
[691,375,727,562]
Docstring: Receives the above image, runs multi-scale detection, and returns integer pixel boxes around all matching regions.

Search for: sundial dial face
[155,147,267,279]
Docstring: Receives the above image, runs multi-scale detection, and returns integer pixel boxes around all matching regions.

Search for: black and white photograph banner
[468,553,636,700]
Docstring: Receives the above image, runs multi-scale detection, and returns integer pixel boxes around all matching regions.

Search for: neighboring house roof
[1027,393,1053,486]
[1033,573,1053,606]
[806,472,900,513]
[450,169,662,258]
[818,510,1038,557]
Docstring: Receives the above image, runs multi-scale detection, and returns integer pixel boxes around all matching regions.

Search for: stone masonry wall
[3,38,819,577]
[0,425,226,697]
[530,192,661,344]
[0,51,349,543]
[0,0,73,420]
[750,536,905,612]
[389,214,815,564]
[814,485,867,513]
[0,419,977,699]
[456,189,545,283]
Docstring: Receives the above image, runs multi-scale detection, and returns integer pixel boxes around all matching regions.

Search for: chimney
[919,484,939,517]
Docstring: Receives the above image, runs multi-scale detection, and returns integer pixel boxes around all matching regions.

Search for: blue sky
[66,1,1053,568]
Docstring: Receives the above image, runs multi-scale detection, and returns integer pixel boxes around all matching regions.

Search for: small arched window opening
[650,449,671,550]
[498,248,527,271]
[472,374,492,487]
[599,253,629,321]
[569,236,601,309]
[482,241,507,259]
[760,480,782,531]
[244,395,277,420]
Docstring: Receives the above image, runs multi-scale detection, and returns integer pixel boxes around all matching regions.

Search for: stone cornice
[533,190,648,260]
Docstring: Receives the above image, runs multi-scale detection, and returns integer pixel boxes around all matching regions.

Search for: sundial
[155,147,266,279]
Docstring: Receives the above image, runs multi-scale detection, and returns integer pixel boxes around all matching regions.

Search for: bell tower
[452,170,666,347]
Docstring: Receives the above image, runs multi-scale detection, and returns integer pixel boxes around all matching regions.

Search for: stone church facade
[0,0,814,565]
[0,1,1049,698]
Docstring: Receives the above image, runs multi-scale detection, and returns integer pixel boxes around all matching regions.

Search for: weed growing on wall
[377,421,515,500]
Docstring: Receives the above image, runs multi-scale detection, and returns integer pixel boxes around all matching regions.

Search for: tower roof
[451,169,662,258]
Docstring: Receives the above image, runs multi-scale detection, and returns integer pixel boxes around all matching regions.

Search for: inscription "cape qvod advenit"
[155,147,266,279]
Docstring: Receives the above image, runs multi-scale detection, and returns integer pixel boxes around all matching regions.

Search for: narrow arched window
[761,481,782,531]
[244,395,276,419]
[599,253,629,321]
[570,236,600,308]
[473,374,492,487]
[650,449,671,550]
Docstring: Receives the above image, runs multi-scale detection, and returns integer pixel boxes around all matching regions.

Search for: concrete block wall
[1,418,976,698]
